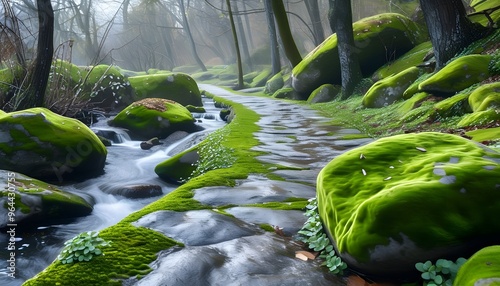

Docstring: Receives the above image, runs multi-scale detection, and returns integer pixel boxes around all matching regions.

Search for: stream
[0,96,226,286]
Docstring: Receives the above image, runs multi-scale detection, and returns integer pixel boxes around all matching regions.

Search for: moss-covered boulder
[317,132,500,279]
[0,108,107,181]
[468,82,500,112]
[362,67,422,108]
[458,108,500,127]
[431,93,472,119]
[418,55,492,96]
[250,68,272,88]
[50,61,134,110]
[454,246,500,286]
[372,41,433,81]
[307,84,340,103]
[155,148,199,184]
[292,13,426,96]
[264,73,285,95]
[0,170,92,228]
[128,73,202,106]
[109,98,197,140]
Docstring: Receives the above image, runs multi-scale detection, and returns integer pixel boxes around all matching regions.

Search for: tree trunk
[419,0,488,69]
[179,0,207,72]
[233,2,252,71]
[16,0,54,109]
[271,0,302,67]
[225,0,244,89]
[329,0,362,99]
[264,0,281,75]
[305,0,325,45]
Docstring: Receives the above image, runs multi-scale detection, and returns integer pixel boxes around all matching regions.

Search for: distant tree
[225,0,244,89]
[328,0,362,98]
[305,0,325,45]
[271,0,302,67]
[179,0,207,71]
[264,0,281,75]
[419,0,489,69]
[15,0,54,109]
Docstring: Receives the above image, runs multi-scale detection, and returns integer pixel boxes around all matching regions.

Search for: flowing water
[0,97,226,286]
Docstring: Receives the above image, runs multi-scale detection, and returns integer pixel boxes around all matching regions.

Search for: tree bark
[225,0,244,89]
[329,0,362,98]
[233,2,252,71]
[179,0,207,71]
[16,0,54,109]
[264,0,281,75]
[419,0,488,69]
[305,0,325,45]
[271,0,302,67]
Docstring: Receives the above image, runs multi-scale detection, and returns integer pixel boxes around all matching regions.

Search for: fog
[1,0,419,71]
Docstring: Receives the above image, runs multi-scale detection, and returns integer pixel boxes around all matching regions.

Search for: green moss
[244,200,308,211]
[431,93,472,120]
[317,132,500,263]
[155,149,199,183]
[23,225,179,286]
[264,72,284,95]
[419,55,492,96]
[454,246,500,286]
[468,82,500,112]
[397,92,430,116]
[272,87,296,99]
[466,127,500,143]
[292,13,426,95]
[250,67,272,88]
[469,0,500,26]
[259,224,275,232]
[128,73,202,106]
[373,41,433,81]
[109,98,196,140]
[307,84,340,104]
[362,67,422,108]
[458,108,500,127]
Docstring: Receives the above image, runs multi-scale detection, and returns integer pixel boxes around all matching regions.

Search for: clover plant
[415,257,467,286]
[298,198,347,275]
[57,231,111,264]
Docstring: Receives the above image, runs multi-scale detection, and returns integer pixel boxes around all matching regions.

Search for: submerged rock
[100,183,163,199]
[0,108,107,181]
[0,170,92,228]
[109,98,198,140]
[317,132,500,280]
[155,148,199,184]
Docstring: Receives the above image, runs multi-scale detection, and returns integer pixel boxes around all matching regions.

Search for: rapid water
[0,97,226,286]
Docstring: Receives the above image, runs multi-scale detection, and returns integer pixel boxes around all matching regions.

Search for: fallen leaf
[295,250,317,260]
[416,147,426,152]
[362,169,367,176]
[295,252,309,261]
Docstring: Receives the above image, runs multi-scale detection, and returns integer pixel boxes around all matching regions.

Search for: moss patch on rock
[109,98,197,140]
[468,82,500,112]
[458,108,500,127]
[363,67,422,108]
[454,246,500,286]
[418,55,492,96]
[128,73,202,106]
[292,13,426,96]
[264,72,285,95]
[0,108,107,181]
[307,84,340,103]
[431,93,472,120]
[0,170,92,228]
[317,132,500,278]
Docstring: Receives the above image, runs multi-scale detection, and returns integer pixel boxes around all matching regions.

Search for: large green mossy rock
[109,98,197,140]
[128,73,202,107]
[50,61,134,110]
[155,148,199,184]
[363,67,422,108]
[0,170,92,228]
[317,132,500,279]
[0,108,107,181]
[454,246,500,286]
[264,73,285,95]
[458,108,500,127]
[292,13,426,96]
[307,84,340,103]
[373,41,433,81]
[469,82,500,112]
[418,55,492,96]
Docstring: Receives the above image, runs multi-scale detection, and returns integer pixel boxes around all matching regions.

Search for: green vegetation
[415,258,467,286]
[298,198,347,275]
[58,231,111,264]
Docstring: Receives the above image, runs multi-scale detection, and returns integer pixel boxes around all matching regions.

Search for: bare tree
[264,0,281,75]
[225,0,244,89]
[304,0,324,45]
[271,0,302,67]
[179,0,207,71]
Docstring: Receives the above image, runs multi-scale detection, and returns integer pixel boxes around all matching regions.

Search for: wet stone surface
[131,85,372,285]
